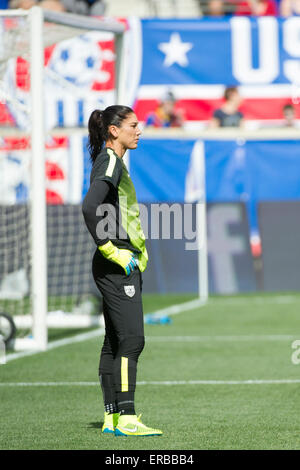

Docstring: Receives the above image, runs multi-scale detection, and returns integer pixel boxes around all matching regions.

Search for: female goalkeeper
[82,105,162,437]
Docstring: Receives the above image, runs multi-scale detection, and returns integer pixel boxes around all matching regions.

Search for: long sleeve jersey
[82,147,148,272]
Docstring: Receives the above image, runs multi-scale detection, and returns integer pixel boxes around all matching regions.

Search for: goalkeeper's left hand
[98,241,138,275]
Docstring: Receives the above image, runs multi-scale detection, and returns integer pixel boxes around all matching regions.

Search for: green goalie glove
[98,241,138,275]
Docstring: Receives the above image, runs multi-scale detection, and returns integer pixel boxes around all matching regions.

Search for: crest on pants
[124,285,135,297]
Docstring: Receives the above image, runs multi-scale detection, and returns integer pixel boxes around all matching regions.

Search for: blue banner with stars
[139,17,296,86]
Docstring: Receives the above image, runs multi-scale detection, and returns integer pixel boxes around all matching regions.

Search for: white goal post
[0,7,126,351]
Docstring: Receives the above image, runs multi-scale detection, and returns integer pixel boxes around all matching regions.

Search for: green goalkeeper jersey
[89,147,148,272]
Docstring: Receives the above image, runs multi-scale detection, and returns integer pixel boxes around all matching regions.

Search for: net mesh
[0,16,30,71]
[0,14,81,127]
[0,15,30,129]
[0,205,31,312]
[0,125,32,339]
[0,10,121,345]
[0,12,118,131]
[46,205,98,312]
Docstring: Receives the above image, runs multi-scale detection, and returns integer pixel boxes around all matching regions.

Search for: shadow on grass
[87,421,103,429]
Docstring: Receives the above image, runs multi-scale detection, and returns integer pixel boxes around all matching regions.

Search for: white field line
[150,298,207,318]
[149,294,300,319]
[5,293,300,363]
[139,379,300,385]
[1,379,300,387]
[5,332,296,364]
[209,295,300,305]
[5,328,105,363]
[5,298,205,363]
[145,334,299,342]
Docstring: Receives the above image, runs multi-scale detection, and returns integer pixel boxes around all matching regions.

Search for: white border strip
[1,379,300,386]
[137,84,296,100]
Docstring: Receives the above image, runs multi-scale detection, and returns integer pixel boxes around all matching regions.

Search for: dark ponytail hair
[88,105,134,163]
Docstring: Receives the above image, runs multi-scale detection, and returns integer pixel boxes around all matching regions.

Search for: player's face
[118,113,142,150]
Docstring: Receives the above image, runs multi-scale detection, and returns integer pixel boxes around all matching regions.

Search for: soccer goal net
[0,7,126,351]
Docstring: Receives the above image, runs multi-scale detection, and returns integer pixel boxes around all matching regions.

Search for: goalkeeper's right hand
[98,241,138,276]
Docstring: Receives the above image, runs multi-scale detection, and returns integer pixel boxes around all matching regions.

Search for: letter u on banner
[231,17,279,84]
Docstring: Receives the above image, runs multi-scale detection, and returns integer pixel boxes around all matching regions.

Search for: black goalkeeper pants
[92,249,145,410]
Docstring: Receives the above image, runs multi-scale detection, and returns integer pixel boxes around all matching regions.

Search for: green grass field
[1,292,300,450]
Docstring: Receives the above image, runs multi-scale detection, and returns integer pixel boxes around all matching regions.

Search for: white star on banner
[158,32,193,67]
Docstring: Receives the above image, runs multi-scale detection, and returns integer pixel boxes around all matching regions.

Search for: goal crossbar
[0,8,125,32]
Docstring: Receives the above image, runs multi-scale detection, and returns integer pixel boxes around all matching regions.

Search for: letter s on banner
[283,17,300,85]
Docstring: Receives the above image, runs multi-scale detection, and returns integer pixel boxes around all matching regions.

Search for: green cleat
[115,414,163,437]
[102,412,119,434]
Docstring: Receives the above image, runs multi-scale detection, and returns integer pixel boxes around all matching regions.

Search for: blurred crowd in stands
[144,88,300,129]
[145,91,185,128]
[199,0,300,16]
[0,0,300,16]
[0,0,106,15]
[0,0,299,130]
